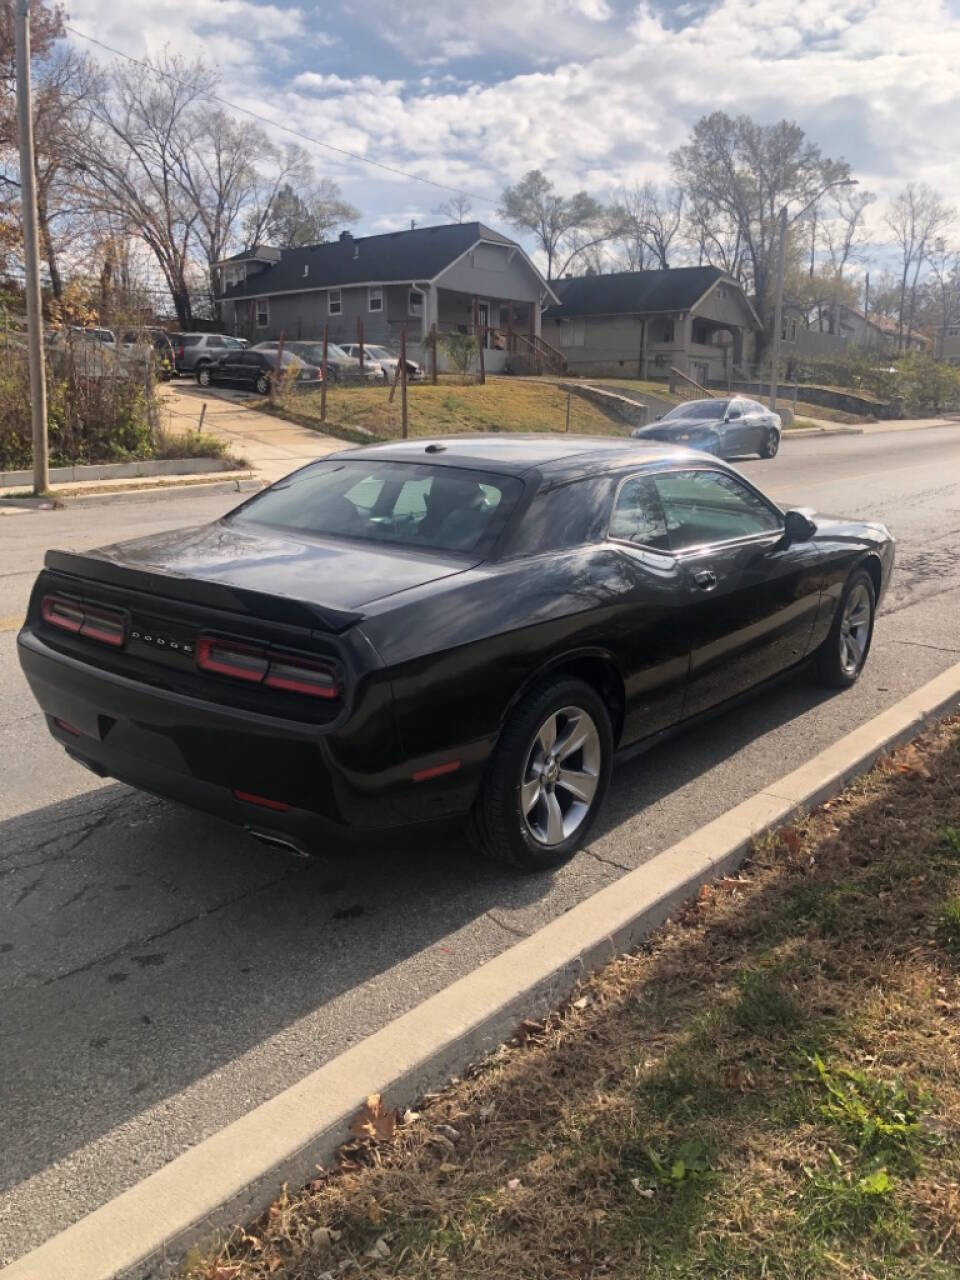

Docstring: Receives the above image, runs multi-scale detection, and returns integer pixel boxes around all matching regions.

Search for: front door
[478,303,490,348]
[651,468,823,718]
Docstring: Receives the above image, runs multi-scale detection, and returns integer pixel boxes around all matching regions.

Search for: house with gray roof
[541,266,760,384]
[215,222,559,373]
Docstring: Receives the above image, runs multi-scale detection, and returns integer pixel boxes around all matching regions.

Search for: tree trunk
[171,287,193,330]
[35,188,62,301]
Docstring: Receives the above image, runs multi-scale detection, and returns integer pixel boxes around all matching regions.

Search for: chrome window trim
[606,464,785,557]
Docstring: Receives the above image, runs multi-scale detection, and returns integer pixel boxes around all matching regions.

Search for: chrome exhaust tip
[245,827,310,858]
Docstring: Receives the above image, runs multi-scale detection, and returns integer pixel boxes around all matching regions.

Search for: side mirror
[655,414,662,421]
[783,509,817,543]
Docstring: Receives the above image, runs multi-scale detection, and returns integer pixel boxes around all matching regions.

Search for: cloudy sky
[62,0,960,260]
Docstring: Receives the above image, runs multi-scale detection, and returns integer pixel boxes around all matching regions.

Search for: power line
[64,25,500,208]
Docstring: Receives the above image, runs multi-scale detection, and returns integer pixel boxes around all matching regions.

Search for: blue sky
[63,0,960,266]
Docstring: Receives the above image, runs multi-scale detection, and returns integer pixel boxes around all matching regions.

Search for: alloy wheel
[839,582,871,675]
[520,705,601,846]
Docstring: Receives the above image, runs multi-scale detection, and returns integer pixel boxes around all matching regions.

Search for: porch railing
[669,366,717,400]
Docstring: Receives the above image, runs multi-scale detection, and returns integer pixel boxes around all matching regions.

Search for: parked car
[119,328,175,379]
[197,348,323,394]
[50,326,116,348]
[341,343,423,382]
[252,340,374,383]
[173,332,247,375]
[19,436,893,873]
[632,397,782,460]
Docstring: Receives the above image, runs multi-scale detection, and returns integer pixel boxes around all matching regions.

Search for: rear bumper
[17,630,412,846]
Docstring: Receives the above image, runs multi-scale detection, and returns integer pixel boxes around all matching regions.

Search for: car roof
[327,434,704,479]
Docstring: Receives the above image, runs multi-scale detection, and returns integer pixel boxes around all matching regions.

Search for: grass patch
[266,377,622,443]
[190,719,960,1280]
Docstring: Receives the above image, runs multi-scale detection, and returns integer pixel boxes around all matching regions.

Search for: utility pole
[15,0,49,494]
[768,205,788,414]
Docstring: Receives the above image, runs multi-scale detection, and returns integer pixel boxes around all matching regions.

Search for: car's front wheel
[813,568,876,688]
[197,366,212,387]
[470,677,613,871]
[255,373,270,395]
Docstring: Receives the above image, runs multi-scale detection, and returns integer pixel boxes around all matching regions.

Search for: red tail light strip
[234,789,290,812]
[412,760,461,783]
[42,595,126,647]
[196,634,339,700]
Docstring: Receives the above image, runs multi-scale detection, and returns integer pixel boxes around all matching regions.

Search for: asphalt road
[3,426,960,1263]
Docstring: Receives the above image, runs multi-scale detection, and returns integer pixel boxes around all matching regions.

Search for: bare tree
[685,198,743,278]
[74,52,217,329]
[885,183,955,349]
[925,236,960,358]
[174,106,266,299]
[249,175,359,249]
[434,193,472,223]
[499,169,606,280]
[609,181,683,270]
[671,112,850,350]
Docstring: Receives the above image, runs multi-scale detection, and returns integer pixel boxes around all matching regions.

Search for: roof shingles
[545,266,727,318]
[218,222,517,300]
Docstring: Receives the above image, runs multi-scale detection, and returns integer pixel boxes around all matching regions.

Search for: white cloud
[65,0,960,257]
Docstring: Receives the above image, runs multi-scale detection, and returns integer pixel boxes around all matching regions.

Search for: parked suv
[173,333,247,375]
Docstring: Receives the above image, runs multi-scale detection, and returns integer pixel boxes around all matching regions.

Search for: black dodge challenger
[18,436,894,871]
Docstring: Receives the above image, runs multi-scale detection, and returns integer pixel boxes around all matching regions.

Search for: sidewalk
[802,413,958,434]
[160,381,344,483]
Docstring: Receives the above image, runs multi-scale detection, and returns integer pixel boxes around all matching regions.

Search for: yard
[267,376,623,443]
[192,719,960,1280]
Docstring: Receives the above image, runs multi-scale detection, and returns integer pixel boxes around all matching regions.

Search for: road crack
[485,910,529,939]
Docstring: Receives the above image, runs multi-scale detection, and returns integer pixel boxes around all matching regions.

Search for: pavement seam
[6,659,960,1280]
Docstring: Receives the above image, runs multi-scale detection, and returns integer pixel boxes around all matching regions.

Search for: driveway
[2,423,960,1263]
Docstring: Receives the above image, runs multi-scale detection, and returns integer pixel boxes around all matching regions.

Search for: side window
[610,475,670,549]
[653,470,781,551]
[726,398,743,419]
[206,335,226,349]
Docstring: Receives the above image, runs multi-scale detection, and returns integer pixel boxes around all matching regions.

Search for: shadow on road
[0,670,834,1194]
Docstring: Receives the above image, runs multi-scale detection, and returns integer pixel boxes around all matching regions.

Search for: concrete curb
[0,457,240,488]
[5,660,960,1280]
[1,473,258,508]
[783,425,864,439]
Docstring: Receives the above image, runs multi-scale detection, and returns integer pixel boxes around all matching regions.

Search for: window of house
[256,299,269,329]
[409,289,424,317]
[329,289,342,316]
[661,320,674,343]
[557,319,585,347]
[368,286,383,313]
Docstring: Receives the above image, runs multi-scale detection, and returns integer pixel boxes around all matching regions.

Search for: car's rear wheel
[197,366,212,387]
[469,677,613,871]
[813,568,876,688]
[760,428,780,459]
[255,373,270,395]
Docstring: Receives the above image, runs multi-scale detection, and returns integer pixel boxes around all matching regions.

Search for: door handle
[693,569,718,590]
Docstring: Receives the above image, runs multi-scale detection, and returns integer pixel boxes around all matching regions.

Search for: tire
[197,366,212,387]
[469,677,613,871]
[813,568,876,689]
[255,373,270,395]
[760,428,780,459]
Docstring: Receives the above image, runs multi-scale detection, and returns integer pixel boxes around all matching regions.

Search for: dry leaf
[350,1094,397,1144]
[402,1109,421,1125]
[779,826,803,854]
[311,1227,341,1249]
[367,1198,382,1225]
[267,1260,284,1274]
[506,1177,522,1190]
[630,1178,655,1197]
[365,1236,391,1259]
[572,995,591,1010]
[435,1124,460,1143]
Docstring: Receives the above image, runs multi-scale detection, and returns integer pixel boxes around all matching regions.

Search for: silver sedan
[631,397,782,459]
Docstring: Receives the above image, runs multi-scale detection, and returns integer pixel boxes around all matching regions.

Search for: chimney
[410,219,416,230]
[339,230,353,242]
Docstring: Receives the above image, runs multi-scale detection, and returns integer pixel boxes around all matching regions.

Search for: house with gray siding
[541,267,760,384]
[215,223,558,373]
[786,302,930,359]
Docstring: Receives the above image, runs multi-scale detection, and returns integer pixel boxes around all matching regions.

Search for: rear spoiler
[43,549,365,635]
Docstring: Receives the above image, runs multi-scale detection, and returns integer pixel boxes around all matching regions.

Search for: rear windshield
[234,461,523,553]
[662,400,727,421]
[180,335,202,347]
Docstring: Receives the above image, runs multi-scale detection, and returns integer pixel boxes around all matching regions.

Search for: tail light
[176,343,184,360]
[42,595,127,647]
[196,634,339,699]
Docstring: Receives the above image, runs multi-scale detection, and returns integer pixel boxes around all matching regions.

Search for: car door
[719,399,751,455]
[605,473,690,743]
[652,467,823,719]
